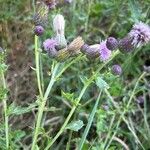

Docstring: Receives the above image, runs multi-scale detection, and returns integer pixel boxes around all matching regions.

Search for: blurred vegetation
[0,0,150,149]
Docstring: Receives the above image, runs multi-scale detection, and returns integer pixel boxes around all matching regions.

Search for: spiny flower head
[99,41,111,62]
[106,37,118,51]
[34,25,44,36]
[119,36,135,53]
[129,22,150,47]
[111,64,122,75]
[43,38,58,57]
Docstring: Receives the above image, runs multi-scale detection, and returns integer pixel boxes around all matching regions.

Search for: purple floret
[99,41,111,62]
[43,38,58,57]
[129,22,150,47]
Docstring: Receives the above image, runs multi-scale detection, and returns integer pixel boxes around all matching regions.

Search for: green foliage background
[0,0,150,149]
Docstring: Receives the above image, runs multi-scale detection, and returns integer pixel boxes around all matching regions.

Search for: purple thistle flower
[34,25,44,36]
[106,37,118,51]
[111,64,122,75]
[43,38,58,57]
[99,41,112,62]
[129,22,150,47]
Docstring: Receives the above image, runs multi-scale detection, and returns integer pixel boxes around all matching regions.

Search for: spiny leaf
[7,103,37,116]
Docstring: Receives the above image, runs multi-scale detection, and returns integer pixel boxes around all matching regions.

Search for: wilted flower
[129,22,150,48]
[34,25,44,36]
[33,2,49,27]
[53,14,67,49]
[119,36,135,53]
[99,41,112,62]
[53,14,65,35]
[43,39,58,57]
[81,44,100,59]
[56,36,84,61]
[111,64,122,75]
[106,37,118,51]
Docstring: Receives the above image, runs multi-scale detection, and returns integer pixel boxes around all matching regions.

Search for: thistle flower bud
[34,25,44,36]
[111,64,122,75]
[53,14,65,35]
[106,37,118,51]
[43,39,58,58]
[119,36,135,53]
[81,44,99,59]
[99,41,111,62]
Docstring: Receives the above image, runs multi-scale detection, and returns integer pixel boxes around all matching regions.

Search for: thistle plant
[1,1,150,150]
[31,1,150,148]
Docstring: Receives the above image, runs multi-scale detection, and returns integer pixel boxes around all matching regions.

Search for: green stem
[104,72,146,150]
[31,62,59,150]
[32,36,58,150]
[78,91,102,150]
[45,85,88,150]
[35,35,43,98]
[1,70,9,149]
[32,43,83,150]
[45,51,120,149]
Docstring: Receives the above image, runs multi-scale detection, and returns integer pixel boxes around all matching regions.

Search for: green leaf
[62,91,75,101]
[11,130,26,142]
[96,77,109,89]
[79,75,88,85]
[66,120,84,132]
[128,0,140,22]
[8,103,37,116]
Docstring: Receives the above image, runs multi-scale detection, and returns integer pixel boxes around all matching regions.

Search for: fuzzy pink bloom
[99,41,111,62]
[129,22,150,47]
